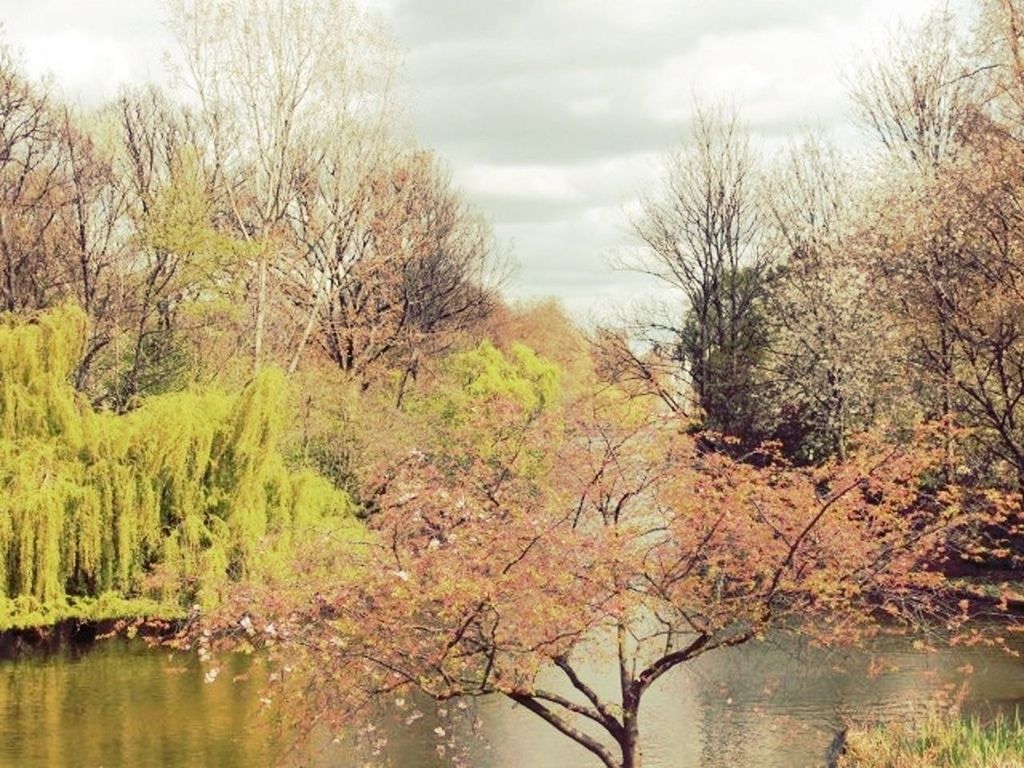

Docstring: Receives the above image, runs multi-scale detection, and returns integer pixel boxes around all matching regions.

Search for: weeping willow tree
[0,304,354,625]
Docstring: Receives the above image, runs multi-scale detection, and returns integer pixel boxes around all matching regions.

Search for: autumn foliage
[195,360,1013,767]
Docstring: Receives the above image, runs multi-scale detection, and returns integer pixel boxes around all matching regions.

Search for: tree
[591,325,686,415]
[629,104,771,444]
[166,0,397,371]
[762,136,903,462]
[292,149,500,391]
[870,127,1024,491]
[107,88,245,410]
[194,377,992,768]
[278,103,396,377]
[0,44,67,313]
[853,1,1024,490]
[0,305,354,623]
[850,9,982,172]
[976,0,1024,129]
[55,107,132,394]
[850,7,992,478]
[484,299,592,393]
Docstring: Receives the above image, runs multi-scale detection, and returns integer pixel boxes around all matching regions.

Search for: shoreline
[0,616,182,659]
[2,576,1022,660]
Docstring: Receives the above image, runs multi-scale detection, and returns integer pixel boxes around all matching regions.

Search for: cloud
[2,0,943,322]
[4,0,168,104]
[383,0,943,320]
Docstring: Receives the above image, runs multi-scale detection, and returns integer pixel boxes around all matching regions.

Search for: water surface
[2,634,1022,767]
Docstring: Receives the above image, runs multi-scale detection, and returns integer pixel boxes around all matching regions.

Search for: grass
[841,714,1024,768]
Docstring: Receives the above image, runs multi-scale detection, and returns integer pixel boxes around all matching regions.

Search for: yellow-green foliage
[0,306,354,624]
[0,592,184,631]
[0,304,87,445]
[139,151,254,271]
[397,341,562,479]
[439,341,560,422]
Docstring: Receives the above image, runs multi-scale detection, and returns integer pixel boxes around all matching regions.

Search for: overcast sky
[3,0,945,321]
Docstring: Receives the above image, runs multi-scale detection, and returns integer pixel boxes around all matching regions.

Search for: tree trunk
[253,255,268,372]
[620,692,642,768]
[287,284,325,375]
[940,327,955,484]
[620,709,641,768]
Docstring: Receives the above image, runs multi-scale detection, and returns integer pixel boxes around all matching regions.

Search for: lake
[2,632,1023,767]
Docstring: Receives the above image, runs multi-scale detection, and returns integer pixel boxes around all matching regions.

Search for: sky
[2,0,945,322]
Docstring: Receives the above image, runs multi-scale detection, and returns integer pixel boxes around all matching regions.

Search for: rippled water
[2,633,1023,767]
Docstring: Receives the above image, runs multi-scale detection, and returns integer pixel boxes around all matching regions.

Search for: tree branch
[532,688,623,740]
[553,655,623,738]
[634,632,710,694]
[507,692,620,768]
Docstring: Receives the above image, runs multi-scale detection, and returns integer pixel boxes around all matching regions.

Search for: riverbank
[0,593,182,657]
[3,574,1021,658]
[840,715,1024,767]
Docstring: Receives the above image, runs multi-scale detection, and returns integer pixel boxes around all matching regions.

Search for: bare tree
[104,88,242,409]
[629,104,771,442]
[55,108,132,391]
[975,0,1024,129]
[166,0,398,370]
[850,9,993,476]
[309,150,500,393]
[279,105,399,376]
[0,45,67,313]
[851,8,985,171]
[884,131,1024,489]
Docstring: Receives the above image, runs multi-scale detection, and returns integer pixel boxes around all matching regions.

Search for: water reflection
[1,634,1022,767]
[459,634,1024,768]
[0,641,276,766]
